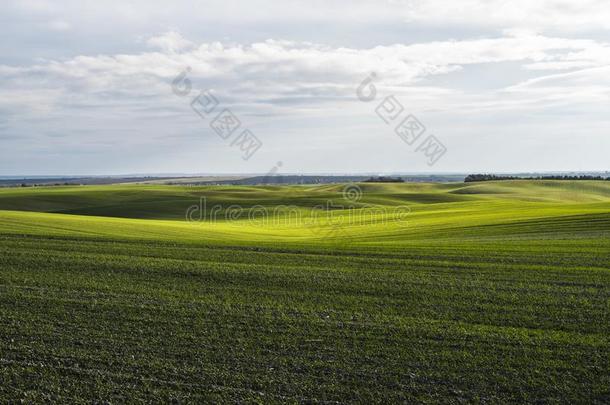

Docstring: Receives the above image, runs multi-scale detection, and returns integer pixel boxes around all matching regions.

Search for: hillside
[0,181,609,402]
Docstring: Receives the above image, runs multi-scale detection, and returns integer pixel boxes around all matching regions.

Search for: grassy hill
[0,181,609,402]
[1,181,609,242]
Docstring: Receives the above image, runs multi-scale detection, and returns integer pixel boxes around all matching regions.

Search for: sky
[1,0,609,175]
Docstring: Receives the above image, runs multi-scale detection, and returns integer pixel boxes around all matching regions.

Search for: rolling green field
[0,181,609,403]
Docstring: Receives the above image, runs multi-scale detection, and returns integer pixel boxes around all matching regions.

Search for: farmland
[0,181,609,403]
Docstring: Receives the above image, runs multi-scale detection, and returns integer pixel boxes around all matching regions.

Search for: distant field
[0,181,609,402]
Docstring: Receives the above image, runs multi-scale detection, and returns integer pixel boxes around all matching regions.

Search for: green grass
[0,181,609,403]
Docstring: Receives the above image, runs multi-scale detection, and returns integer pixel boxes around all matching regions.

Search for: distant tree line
[465,174,610,183]
[17,182,80,187]
[364,176,405,183]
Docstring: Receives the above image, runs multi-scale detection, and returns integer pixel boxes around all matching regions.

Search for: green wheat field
[0,180,609,403]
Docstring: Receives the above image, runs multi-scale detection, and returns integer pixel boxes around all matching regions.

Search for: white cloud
[1,32,609,115]
[506,65,610,104]
[147,31,194,53]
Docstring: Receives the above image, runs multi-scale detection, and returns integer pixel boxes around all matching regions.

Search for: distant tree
[364,176,404,183]
[465,174,610,183]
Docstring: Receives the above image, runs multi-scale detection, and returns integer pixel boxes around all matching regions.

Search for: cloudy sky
[1,0,609,175]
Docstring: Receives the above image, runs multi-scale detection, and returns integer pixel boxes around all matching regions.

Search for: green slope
[0,181,609,402]
[1,181,609,244]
